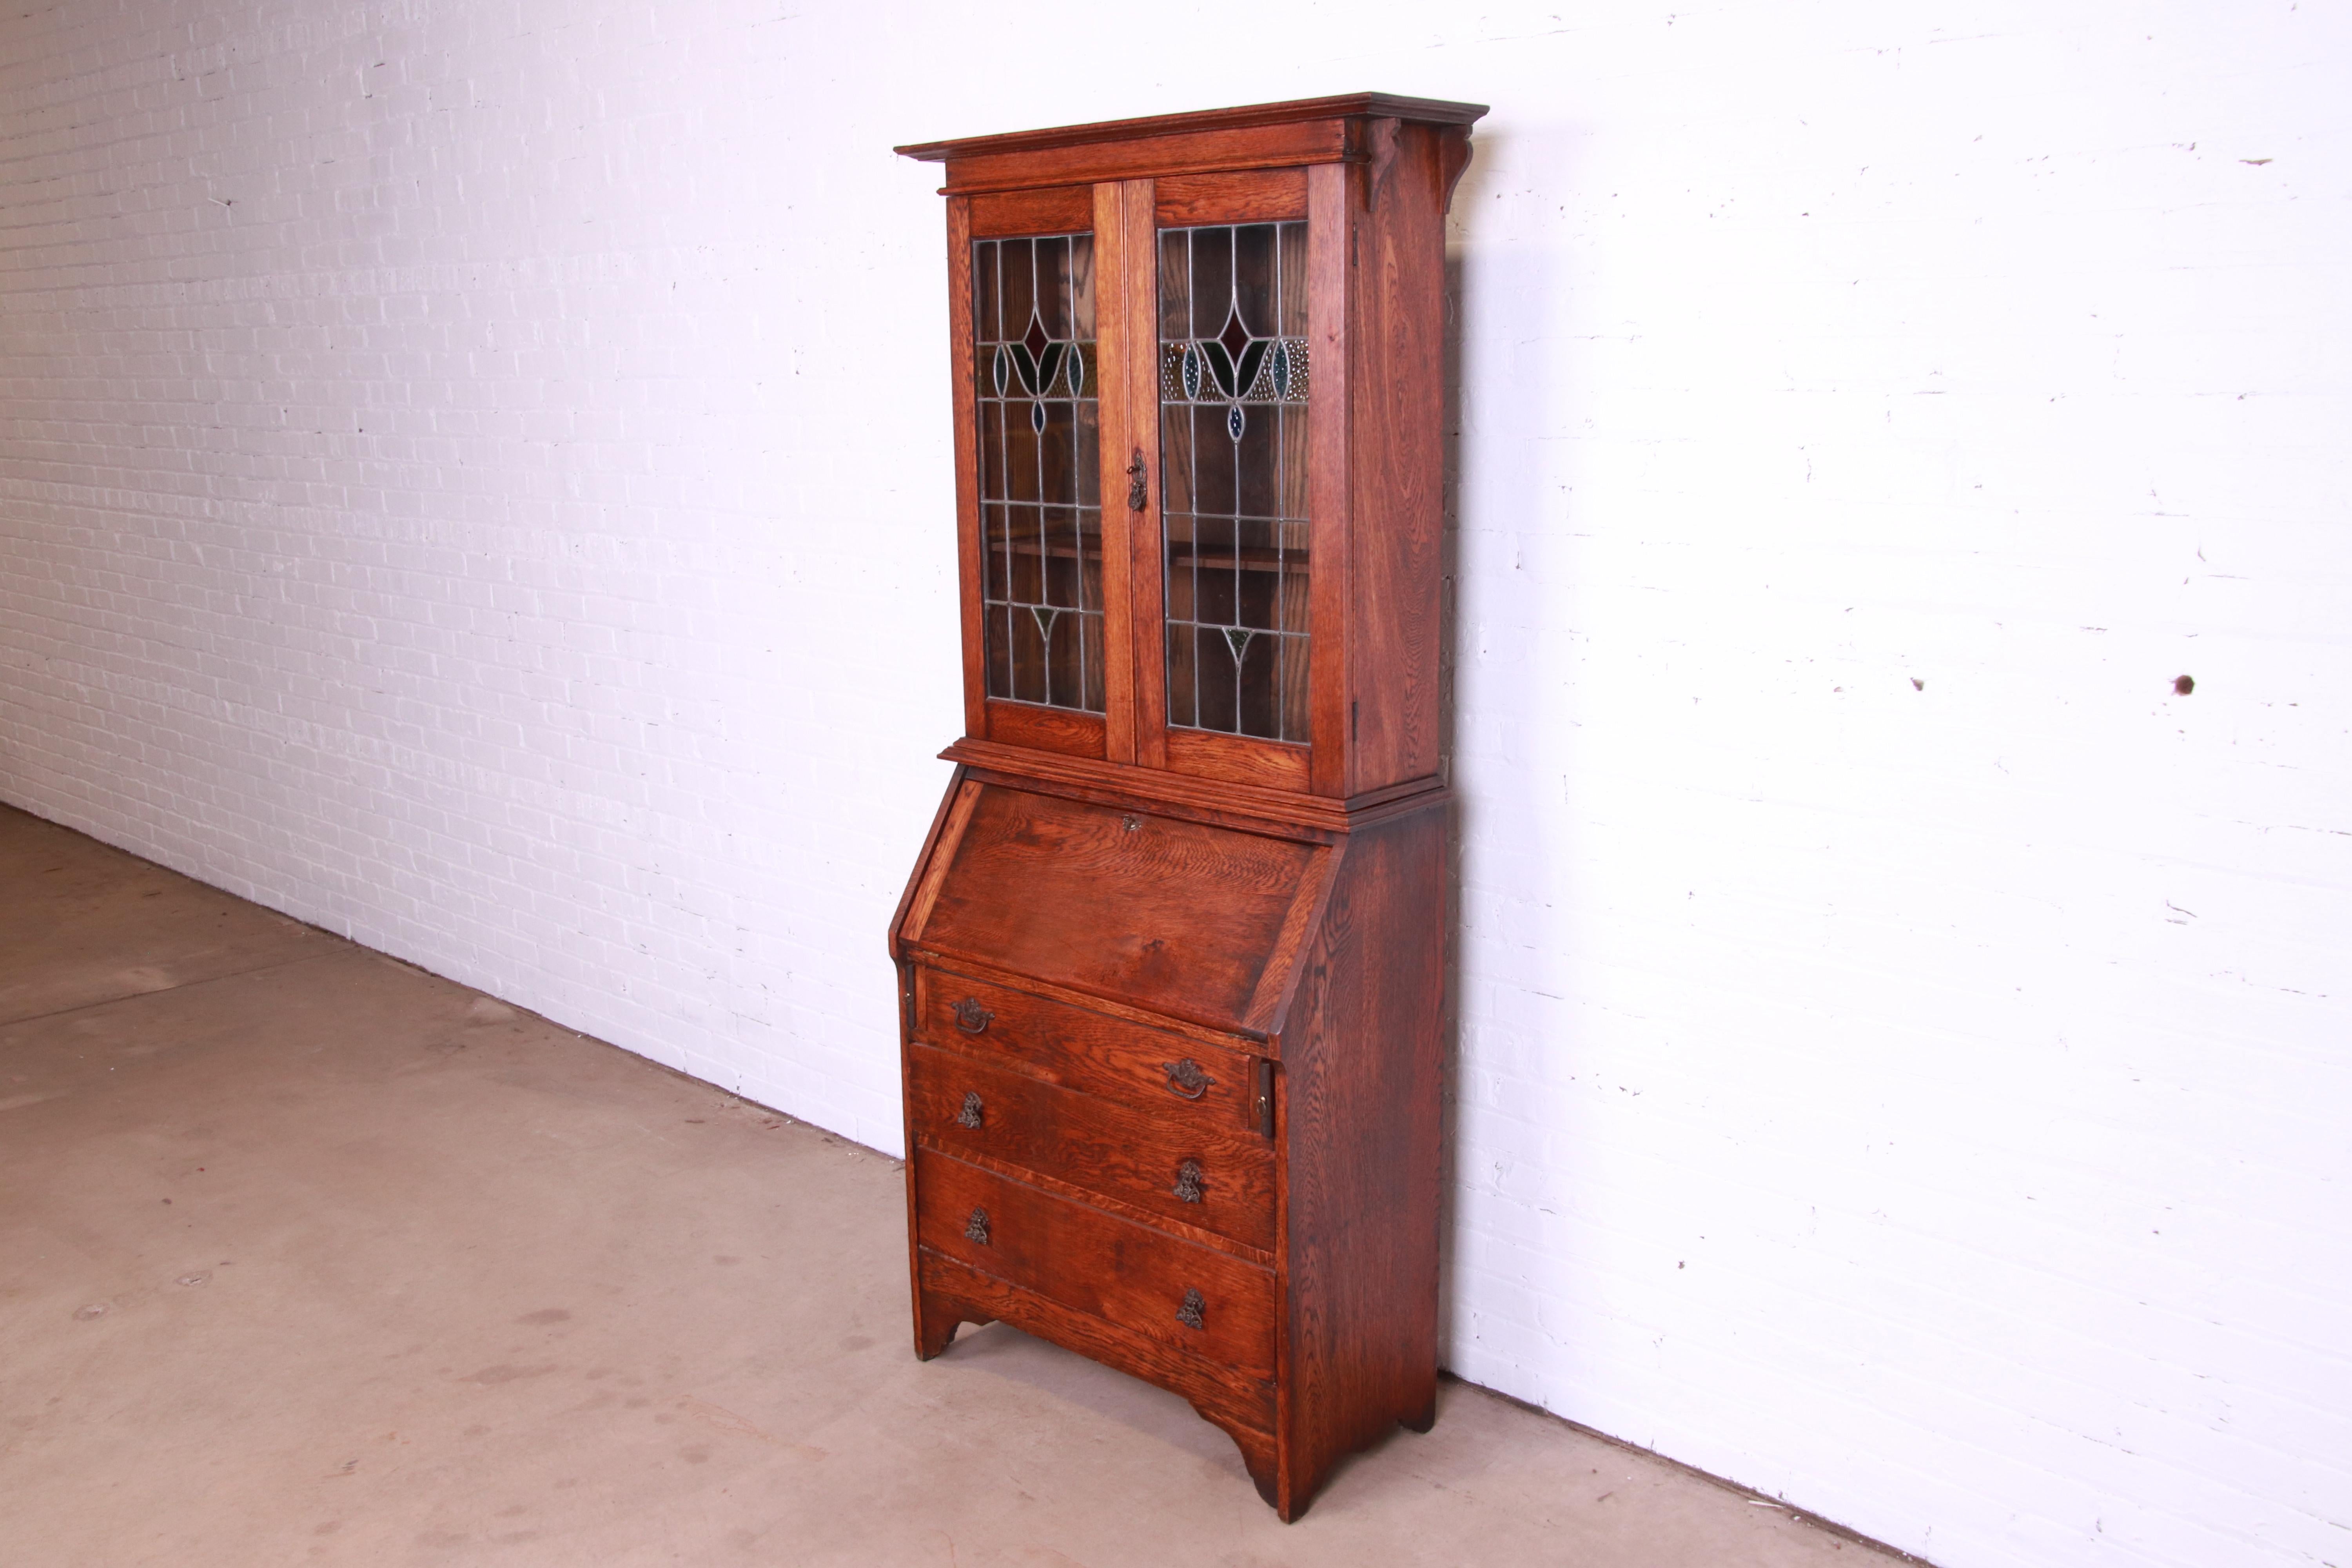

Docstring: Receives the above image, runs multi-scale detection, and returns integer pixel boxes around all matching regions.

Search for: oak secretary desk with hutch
[887,94,1485,1521]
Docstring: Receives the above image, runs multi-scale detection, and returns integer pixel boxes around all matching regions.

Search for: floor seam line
[0,947,353,1030]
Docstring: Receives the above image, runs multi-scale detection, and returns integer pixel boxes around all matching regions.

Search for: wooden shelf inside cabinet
[890,93,1482,1522]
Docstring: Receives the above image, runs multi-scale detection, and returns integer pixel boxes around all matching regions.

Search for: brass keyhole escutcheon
[1172,1159,1203,1203]
[964,1207,990,1246]
[956,1091,983,1129]
[1176,1288,1205,1330]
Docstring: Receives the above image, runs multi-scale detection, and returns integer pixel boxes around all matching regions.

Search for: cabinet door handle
[1126,449,1148,512]
[1161,1058,1213,1099]
[952,998,993,1034]
[955,1091,984,1129]
[964,1207,990,1245]
[1176,1287,1205,1330]
[1172,1159,1203,1203]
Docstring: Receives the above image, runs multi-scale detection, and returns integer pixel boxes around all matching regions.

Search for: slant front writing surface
[911,785,1318,1029]
[1159,221,1312,745]
[974,232,1103,713]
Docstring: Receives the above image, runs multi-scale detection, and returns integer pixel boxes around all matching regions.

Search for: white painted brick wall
[2,4,2345,1566]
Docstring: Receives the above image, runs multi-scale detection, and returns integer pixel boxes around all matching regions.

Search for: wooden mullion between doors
[1091,181,1138,765]
[1118,178,1171,770]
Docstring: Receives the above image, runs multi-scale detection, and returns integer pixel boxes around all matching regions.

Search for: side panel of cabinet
[1345,121,1450,795]
[1272,800,1446,1516]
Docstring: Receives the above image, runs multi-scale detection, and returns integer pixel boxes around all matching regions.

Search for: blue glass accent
[1182,344,1202,400]
[1031,401,1047,434]
[1271,341,1291,398]
[1226,405,1245,442]
[993,345,1010,397]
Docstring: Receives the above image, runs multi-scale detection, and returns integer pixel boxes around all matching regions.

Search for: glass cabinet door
[970,230,1104,715]
[1157,218,1312,746]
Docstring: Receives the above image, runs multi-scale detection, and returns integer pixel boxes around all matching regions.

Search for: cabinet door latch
[1126,449,1148,511]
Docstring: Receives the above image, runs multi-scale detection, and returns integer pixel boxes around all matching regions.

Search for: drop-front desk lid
[898,782,1334,1040]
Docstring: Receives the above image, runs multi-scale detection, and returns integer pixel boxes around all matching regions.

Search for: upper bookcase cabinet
[898,94,1486,804]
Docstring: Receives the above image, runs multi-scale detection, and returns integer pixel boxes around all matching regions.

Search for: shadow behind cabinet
[887,95,1485,1521]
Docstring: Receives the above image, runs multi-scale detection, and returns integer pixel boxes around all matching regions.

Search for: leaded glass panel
[1160,221,1310,744]
[973,232,1103,713]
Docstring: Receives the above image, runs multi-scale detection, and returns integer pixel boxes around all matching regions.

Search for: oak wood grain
[1093,180,1140,765]
[983,697,1105,759]
[938,738,1443,837]
[917,1247,1279,1447]
[1304,161,1353,798]
[1118,178,1169,771]
[925,122,1354,197]
[911,785,1321,1031]
[897,93,1488,163]
[1162,726,1312,792]
[1155,167,1308,226]
[968,184,1093,237]
[893,779,982,952]
[1272,799,1448,1518]
[913,967,1264,1111]
[916,1149,1278,1377]
[1344,120,1448,793]
[946,196,987,737]
[910,1042,1277,1250]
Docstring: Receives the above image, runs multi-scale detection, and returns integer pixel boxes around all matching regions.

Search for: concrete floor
[0,803,1906,1567]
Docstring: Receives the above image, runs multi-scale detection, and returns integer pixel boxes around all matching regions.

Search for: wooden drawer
[915,1149,1276,1378]
[909,1042,1276,1251]
[913,967,1264,1131]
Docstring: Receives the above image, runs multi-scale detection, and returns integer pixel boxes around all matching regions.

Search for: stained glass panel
[1159,221,1310,744]
[973,232,1102,713]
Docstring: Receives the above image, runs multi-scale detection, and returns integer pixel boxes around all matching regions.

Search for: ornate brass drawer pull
[1172,1158,1204,1203]
[956,1091,984,1129]
[1161,1058,1213,1099]
[1176,1288,1205,1330]
[952,998,993,1034]
[964,1207,990,1245]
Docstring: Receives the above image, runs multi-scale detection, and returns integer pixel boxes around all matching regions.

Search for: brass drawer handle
[1161,1058,1213,1100]
[964,1207,989,1245]
[952,998,993,1034]
[1172,1159,1203,1203]
[1176,1288,1205,1330]
[955,1091,983,1129]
